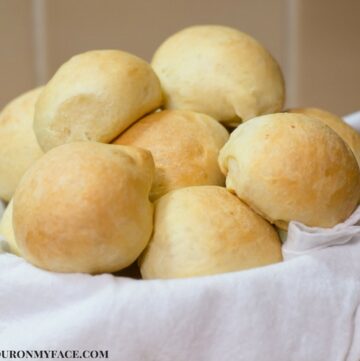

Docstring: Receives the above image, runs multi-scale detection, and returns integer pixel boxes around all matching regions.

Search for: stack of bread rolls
[0,25,359,279]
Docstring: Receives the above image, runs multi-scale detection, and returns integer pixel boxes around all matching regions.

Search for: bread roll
[140,186,282,279]
[34,50,163,151]
[288,107,360,167]
[113,110,229,200]
[219,113,360,230]
[0,200,20,255]
[0,88,44,202]
[13,142,155,274]
[152,25,284,126]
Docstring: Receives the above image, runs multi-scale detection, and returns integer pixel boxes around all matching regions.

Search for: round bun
[113,110,229,200]
[219,113,360,230]
[0,200,20,255]
[288,107,360,167]
[0,88,44,202]
[140,186,282,279]
[152,25,284,125]
[34,50,163,151]
[13,142,155,274]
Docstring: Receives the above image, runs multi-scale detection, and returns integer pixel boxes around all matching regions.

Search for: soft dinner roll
[13,142,155,274]
[140,186,282,279]
[219,113,360,230]
[288,107,360,167]
[0,200,20,255]
[0,87,44,202]
[34,50,163,151]
[113,110,229,200]
[152,25,285,125]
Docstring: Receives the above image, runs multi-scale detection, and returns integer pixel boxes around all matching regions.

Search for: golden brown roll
[140,186,282,279]
[288,107,360,167]
[219,113,360,230]
[34,50,163,151]
[0,87,44,202]
[13,142,155,274]
[152,25,285,126]
[113,110,229,200]
[0,200,20,255]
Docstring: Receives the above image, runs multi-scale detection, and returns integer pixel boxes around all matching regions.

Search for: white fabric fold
[344,110,360,132]
[283,206,360,260]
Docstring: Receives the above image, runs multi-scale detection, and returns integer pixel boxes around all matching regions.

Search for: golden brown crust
[288,107,360,167]
[113,110,229,200]
[34,50,163,151]
[0,87,44,201]
[139,186,282,279]
[13,142,155,274]
[219,113,360,230]
[152,25,285,125]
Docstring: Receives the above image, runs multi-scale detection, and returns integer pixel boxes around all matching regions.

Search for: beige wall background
[0,0,359,115]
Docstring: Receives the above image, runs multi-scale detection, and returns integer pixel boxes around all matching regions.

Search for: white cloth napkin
[283,206,360,260]
[344,110,360,132]
[0,112,359,361]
